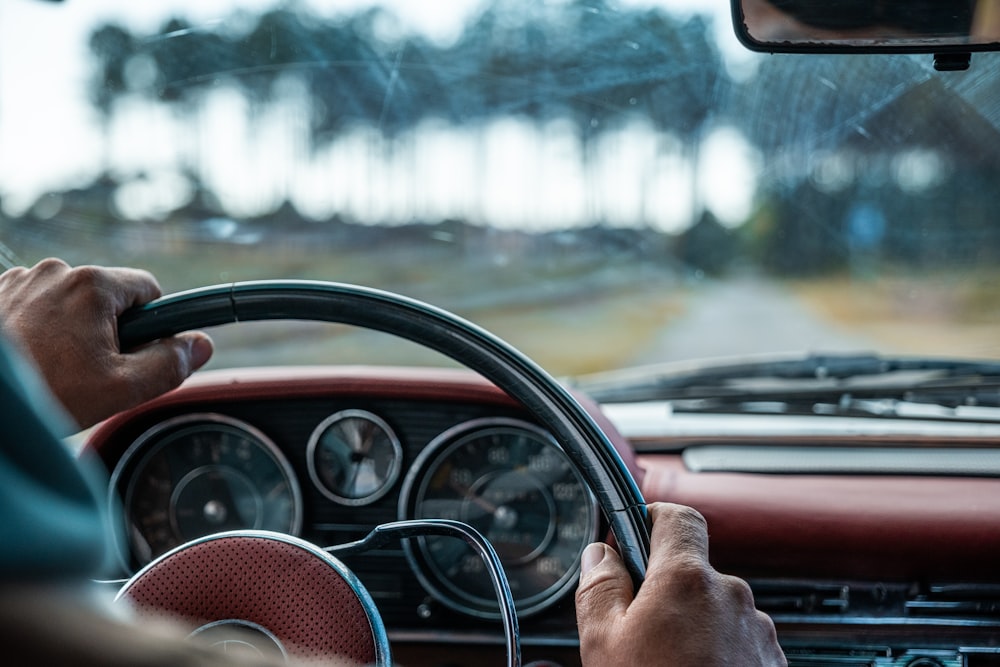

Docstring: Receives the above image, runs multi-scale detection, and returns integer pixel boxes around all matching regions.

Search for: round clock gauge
[307,409,403,506]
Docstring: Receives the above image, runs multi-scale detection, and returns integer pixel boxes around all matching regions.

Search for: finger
[0,264,28,284]
[645,502,711,577]
[0,258,67,292]
[575,542,634,626]
[91,266,163,314]
[28,257,70,275]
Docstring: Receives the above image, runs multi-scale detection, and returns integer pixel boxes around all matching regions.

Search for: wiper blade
[0,239,22,271]
[576,353,1000,405]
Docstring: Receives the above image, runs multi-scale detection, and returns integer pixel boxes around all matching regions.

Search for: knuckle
[662,554,716,594]
[653,502,709,533]
[54,265,109,311]
[756,609,779,638]
[755,611,786,665]
[0,258,68,289]
[671,503,708,529]
[0,266,27,289]
[724,573,757,608]
[0,265,27,279]
[66,264,106,290]
[34,257,70,273]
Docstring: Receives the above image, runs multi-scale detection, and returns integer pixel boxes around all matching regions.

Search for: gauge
[307,409,403,506]
[110,414,302,568]
[399,418,598,618]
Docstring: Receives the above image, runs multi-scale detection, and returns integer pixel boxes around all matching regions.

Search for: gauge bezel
[306,408,404,506]
[398,417,599,619]
[109,413,303,571]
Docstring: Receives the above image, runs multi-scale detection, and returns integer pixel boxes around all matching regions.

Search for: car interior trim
[682,444,1000,475]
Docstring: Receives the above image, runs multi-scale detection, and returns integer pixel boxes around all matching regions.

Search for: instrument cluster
[108,399,598,621]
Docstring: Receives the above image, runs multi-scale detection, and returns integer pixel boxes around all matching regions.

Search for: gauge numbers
[400,418,598,618]
[112,414,302,568]
[307,409,403,506]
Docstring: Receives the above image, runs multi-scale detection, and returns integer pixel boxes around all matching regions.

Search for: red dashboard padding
[638,454,1000,580]
[86,366,645,486]
[117,534,378,664]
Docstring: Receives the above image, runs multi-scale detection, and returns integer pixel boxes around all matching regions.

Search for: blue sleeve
[0,336,113,581]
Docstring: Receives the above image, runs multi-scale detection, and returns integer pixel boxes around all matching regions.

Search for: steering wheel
[114,280,650,665]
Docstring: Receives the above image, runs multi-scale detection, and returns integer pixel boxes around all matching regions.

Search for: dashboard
[87,366,622,666]
[86,365,1000,667]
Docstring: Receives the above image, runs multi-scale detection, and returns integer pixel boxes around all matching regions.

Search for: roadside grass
[791,272,1000,359]
[460,285,684,375]
[205,281,684,376]
[47,241,688,376]
[20,232,1000,367]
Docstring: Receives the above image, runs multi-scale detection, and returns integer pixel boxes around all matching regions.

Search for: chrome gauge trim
[109,413,303,571]
[399,417,599,619]
[306,409,403,506]
[187,619,289,661]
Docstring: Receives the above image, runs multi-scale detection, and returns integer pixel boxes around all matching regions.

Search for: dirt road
[628,277,880,365]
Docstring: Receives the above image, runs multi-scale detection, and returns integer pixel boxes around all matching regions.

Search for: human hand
[575,502,787,666]
[0,258,213,429]
[0,584,363,667]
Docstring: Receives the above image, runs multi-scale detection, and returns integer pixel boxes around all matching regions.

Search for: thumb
[68,332,213,429]
[120,331,214,402]
[575,543,633,637]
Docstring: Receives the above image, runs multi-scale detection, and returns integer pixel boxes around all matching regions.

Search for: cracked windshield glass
[2,0,998,381]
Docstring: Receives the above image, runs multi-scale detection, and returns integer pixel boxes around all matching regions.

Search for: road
[628,277,879,365]
[207,276,883,372]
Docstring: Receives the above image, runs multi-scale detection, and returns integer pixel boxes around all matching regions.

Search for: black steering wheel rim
[118,279,650,587]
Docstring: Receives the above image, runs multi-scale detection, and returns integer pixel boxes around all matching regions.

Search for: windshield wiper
[0,240,22,271]
[574,353,1000,417]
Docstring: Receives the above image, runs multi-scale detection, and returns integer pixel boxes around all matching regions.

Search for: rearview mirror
[732,0,1000,54]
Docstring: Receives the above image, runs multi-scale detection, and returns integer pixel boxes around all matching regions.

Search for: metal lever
[325,519,521,667]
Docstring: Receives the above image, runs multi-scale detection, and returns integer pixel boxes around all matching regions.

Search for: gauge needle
[354,422,376,456]
[449,478,500,515]
[344,422,375,493]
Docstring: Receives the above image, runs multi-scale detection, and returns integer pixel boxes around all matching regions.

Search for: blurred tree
[676,210,738,276]
[88,23,136,172]
[83,0,728,254]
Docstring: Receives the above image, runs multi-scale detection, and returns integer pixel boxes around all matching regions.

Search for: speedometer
[110,414,302,568]
[399,418,598,618]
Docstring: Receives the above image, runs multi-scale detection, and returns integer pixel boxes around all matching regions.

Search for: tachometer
[110,414,302,568]
[399,418,598,618]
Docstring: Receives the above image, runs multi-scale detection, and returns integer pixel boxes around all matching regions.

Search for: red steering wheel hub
[116,531,389,665]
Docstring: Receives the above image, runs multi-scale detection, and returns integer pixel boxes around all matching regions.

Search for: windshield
[2,0,998,380]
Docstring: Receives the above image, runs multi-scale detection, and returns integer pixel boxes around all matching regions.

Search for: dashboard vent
[783,648,964,667]
[751,580,857,616]
[753,579,1000,623]
[906,584,1000,619]
[783,646,884,667]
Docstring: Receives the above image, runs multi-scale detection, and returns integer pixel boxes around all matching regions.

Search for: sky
[0,0,760,230]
